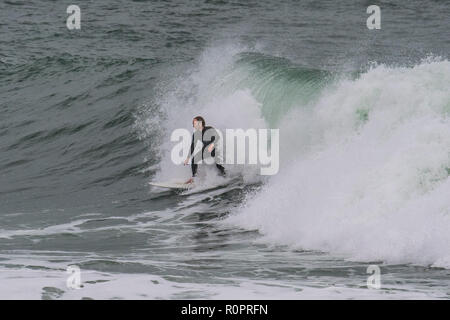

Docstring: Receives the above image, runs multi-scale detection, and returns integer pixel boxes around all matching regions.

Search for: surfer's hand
[208,143,214,153]
[184,157,189,165]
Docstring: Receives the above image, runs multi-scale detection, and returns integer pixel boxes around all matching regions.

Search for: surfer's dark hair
[193,116,205,127]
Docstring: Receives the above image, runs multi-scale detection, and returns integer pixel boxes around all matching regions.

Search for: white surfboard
[149,181,193,190]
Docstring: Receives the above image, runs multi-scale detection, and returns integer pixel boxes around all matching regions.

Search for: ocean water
[0,0,449,299]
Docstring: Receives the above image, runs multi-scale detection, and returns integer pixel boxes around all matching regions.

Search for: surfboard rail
[149,181,193,189]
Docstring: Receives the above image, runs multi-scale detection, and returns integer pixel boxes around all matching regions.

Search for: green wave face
[213,52,336,126]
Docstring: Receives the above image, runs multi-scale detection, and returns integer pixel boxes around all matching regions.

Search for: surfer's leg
[216,163,226,176]
[210,147,225,176]
[185,163,198,184]
[191,163,198,177]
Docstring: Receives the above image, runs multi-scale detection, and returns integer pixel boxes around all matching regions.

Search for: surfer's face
[193,119,202,131]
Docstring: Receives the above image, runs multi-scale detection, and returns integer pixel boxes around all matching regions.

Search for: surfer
[184,116,225,184]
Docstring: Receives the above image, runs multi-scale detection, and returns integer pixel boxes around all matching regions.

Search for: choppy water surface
[0,0,449,299]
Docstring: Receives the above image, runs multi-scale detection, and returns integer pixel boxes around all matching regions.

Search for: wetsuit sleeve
[190,133,194,156]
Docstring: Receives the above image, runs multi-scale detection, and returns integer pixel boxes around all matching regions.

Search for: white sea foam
[0,267,443,300]
[224,58,450,268]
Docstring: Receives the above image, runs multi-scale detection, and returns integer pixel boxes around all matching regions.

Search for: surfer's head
[193,116,205,130]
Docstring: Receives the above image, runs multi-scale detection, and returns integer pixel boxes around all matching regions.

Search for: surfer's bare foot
[185,178,194,184]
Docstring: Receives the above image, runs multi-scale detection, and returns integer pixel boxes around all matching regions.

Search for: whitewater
[225,57,450,270]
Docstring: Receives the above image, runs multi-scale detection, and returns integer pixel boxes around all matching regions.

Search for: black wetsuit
[190,126,225,177]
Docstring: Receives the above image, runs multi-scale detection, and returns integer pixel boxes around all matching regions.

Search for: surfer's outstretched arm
[184,133,195,166]
[185,133,197,183]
